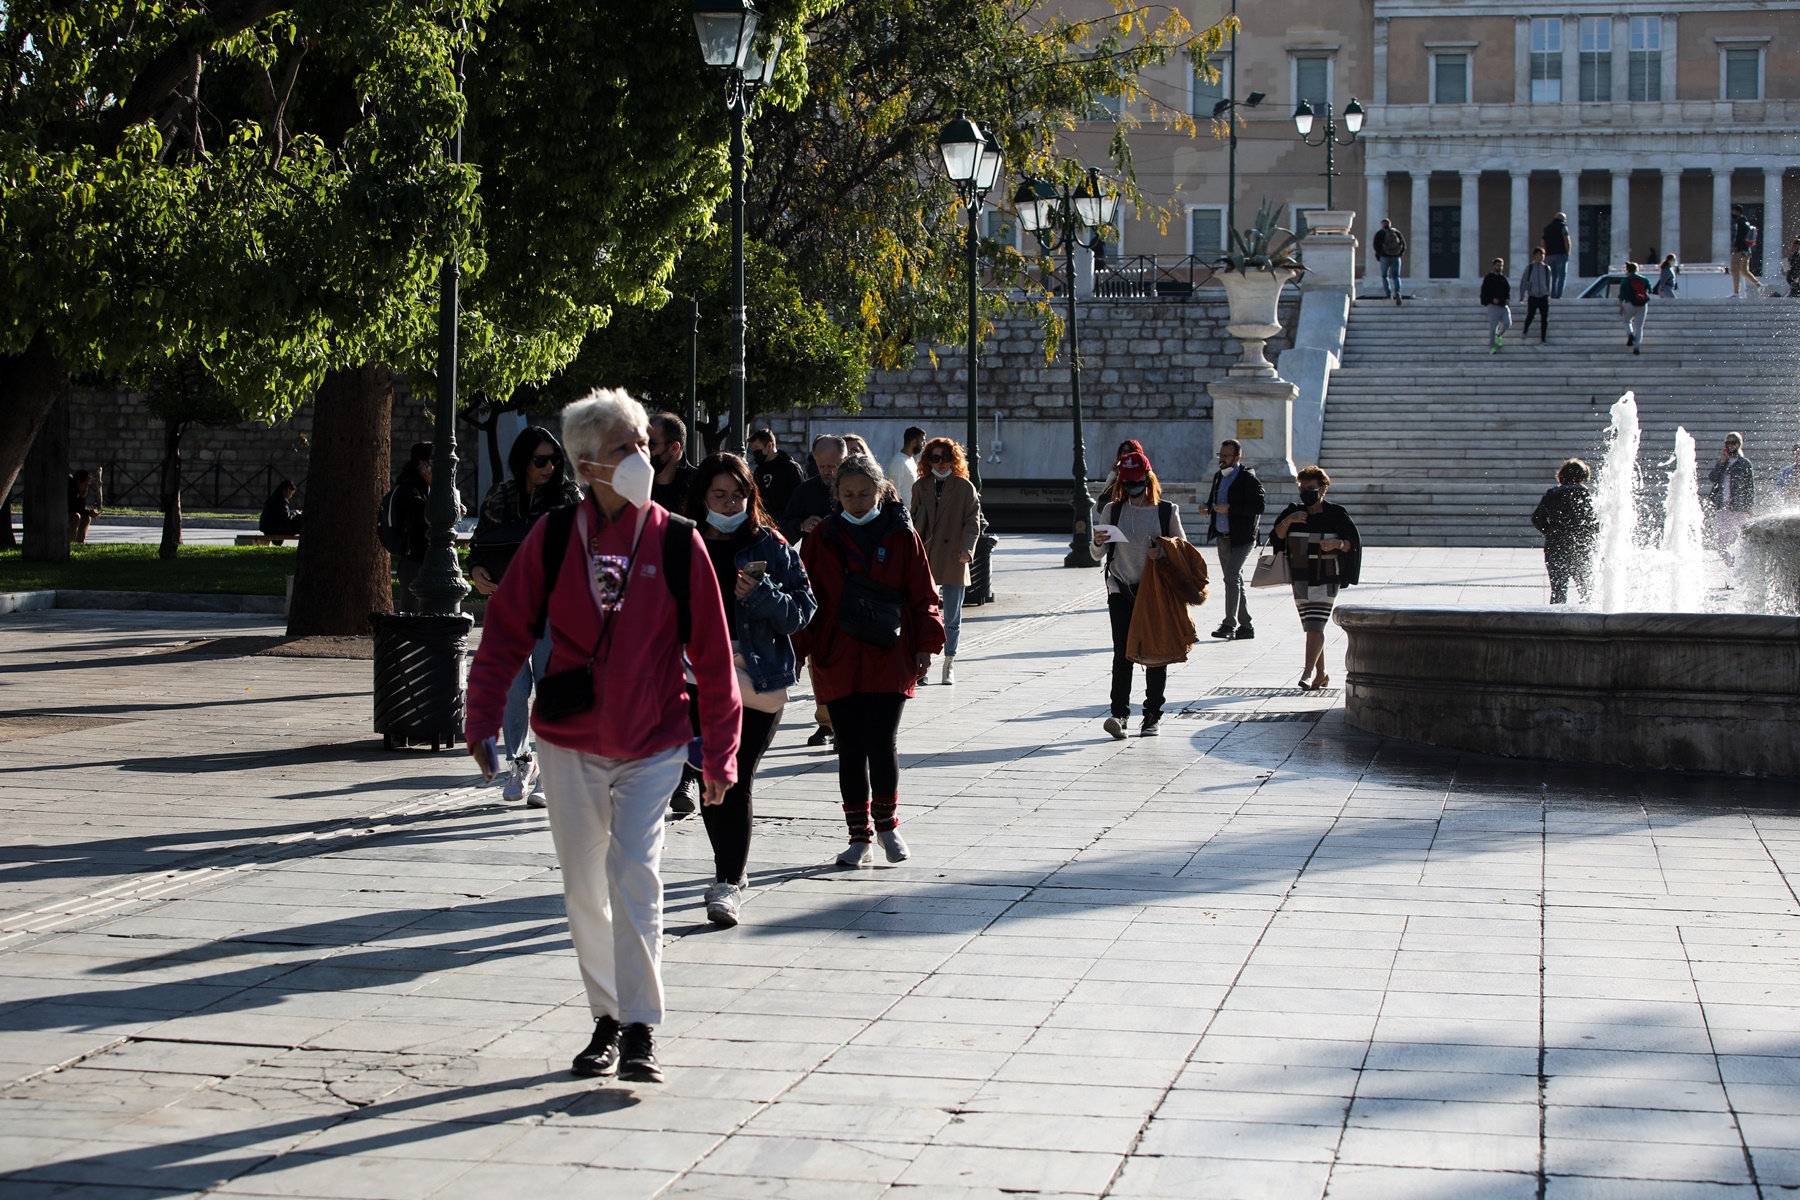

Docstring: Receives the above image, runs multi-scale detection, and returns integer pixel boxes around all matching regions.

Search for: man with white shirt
[1202,439,1266,640]
[887,426,925,490]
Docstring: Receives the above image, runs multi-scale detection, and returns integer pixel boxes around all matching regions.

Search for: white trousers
[536,741,686,1025]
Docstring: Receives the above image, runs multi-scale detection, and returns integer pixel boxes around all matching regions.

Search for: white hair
[561,388,649,466]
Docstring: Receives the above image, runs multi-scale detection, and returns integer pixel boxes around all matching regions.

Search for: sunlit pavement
[1,537,1795,1199]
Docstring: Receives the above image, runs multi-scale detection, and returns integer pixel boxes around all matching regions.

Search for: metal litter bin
[967,532,999,607]
[370,611,474,750]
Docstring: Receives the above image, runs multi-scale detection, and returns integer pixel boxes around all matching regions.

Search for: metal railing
[985,254,1227,300]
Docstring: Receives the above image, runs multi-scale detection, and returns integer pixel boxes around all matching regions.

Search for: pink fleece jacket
[464,498,742,784]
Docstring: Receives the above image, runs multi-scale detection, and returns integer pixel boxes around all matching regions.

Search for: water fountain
[1334,391,1800,778]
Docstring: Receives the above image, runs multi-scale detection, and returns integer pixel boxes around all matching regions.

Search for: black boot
[1210,623,1236,640]
[668,766,700,816]
[1234,623,1255,641]
[618,1022,662,1083]
[806,725,834,747]
[571,1016,620,1078]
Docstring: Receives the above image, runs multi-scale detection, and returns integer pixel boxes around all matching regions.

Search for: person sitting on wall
[259,479,304,545]
[67,470,103,543]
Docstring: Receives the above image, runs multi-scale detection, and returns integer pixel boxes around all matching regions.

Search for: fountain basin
[1335,605,1800,778]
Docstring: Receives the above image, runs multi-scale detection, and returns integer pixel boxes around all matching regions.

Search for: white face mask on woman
[705,507,749,533]
[931,466,953,479]
[583,450,654,508]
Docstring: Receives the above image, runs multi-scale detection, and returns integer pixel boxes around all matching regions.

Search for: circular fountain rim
[1335,603,1800,639]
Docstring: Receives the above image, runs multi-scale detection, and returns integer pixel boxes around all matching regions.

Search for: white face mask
[705,507,749,533]
[585,450,654,508]
[931,466,952,479]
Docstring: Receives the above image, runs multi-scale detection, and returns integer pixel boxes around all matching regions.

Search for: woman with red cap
[1092,446,1187,738]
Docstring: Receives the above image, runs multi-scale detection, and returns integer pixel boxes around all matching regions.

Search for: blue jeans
[1378,256,1401,297]
[503,631,554,762]
[939,583,966,657]
[1547,254,1569,298]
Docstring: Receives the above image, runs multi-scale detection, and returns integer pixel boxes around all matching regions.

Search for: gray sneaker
[836,841,873,868]
[877,828,910,863]
[704,881,744,927]
[501,755,534,803]
[1103,717,1127,741]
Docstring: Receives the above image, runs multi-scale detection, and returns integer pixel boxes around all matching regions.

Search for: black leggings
[1108,589,1165,721]
[825,692,907,842]
[699,705,782,884]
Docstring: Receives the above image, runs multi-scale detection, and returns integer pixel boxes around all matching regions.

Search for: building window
[1192,53,1227,118]
[1530,18,1562,103]
[1293,54,1331,108]
[1578,17,1611,102]
[983,209,1017,252]
[1628,17,1661,101]
[1723,47,1763,100]
[1189,207,1224,258]
[1086,91,1124,121]
[1432,53,1469,104]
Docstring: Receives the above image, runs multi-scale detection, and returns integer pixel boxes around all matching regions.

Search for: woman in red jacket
[794,454,945,867]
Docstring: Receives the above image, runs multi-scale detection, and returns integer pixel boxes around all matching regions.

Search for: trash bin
[370,611,474,751]
[967,532,999,607]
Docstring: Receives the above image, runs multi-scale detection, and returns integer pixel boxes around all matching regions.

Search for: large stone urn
[1218,267,1296,378]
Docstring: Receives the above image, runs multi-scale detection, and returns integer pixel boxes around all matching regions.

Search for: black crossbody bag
[832,524,906,650]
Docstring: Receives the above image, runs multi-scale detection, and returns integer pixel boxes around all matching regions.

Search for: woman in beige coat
[910,437,982,684]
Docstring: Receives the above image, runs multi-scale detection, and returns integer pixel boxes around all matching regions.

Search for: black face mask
[1122,480,1148,497]
[1299,488,1323,506]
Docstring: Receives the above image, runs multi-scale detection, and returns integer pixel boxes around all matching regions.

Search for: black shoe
[571,1016,621,1078]
[1140,716,1161,738]
[668,770,699,816]
[1625,334,1635,346]
[1234,624,1255,641]
[1633,345,1641,355]
[1210,623,1236,640]
[806,725,833,747]
[618,1023,662,1083]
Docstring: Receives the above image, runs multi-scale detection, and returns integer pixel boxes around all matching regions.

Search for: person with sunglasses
[470,426,582,805]
[910,437,981,685]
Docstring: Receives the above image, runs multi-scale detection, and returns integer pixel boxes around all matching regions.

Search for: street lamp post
[1016,167,1117,569]
[1292,97,1365,210]
[934,112,1004,491]
[691,1,781,452]
[1211,90,1264,241]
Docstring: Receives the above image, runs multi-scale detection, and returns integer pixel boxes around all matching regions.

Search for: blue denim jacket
[732,526,816,693]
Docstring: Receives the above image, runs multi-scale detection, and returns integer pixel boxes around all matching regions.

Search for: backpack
[1103,499,1173,582]
[376,482,406,554]
[533,504,693,642]
[1625,275,1650,306]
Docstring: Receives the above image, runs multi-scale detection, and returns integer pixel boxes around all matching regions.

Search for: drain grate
[1207,686,1341,698]
[1173,710,1325,723]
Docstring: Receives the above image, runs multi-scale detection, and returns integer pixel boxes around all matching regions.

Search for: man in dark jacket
[1531,458,1598,604]
[1707,432,1755,564]
[1202,439,1266,640]
[748,427,805,519]
[778,434,846,545]
[1729,204,1762,298]
[1518,248,1553,343]
[392,441,433,611]
[1481,258,1512,352]
[648,412,698,511]
[1543,212,1573,298]
[1371,218,1407,303]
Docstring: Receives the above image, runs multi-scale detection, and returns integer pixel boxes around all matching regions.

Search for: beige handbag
[734,651,789,714]
[1249,546,1292,588]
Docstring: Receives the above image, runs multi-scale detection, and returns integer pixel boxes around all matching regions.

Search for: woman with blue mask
[682,453,817,926]
[793,454,945,868]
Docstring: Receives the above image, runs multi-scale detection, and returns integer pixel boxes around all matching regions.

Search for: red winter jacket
[793,507,945,703]
[465,497,742,783]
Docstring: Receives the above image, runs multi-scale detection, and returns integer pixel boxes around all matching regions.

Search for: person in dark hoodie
[747,428,805,519]
[1481,257,1512,353]
[390,442,434,612]
[258,480,304,544]
[1531,458,1599,604]
[1543,212,1573,298]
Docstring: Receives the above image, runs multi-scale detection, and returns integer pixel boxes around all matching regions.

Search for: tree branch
[98,0,291,153]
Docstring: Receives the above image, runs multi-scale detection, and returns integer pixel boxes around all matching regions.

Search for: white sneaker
[940,657,955,685]
[877,828,910,863]
[502,755,534,803]
[526,775,547,808]
[1103,717,1127,741]
[704,881,744,927]
[836,841,873,868]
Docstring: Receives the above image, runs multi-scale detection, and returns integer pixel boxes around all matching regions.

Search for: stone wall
[752,294,1298,481]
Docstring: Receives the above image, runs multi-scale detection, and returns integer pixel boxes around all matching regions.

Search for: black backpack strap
[532,504,579,639]
[662,513,695,645]
[1158,501,1173,538]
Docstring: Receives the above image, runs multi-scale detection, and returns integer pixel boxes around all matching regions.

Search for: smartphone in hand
[743,561,768,580]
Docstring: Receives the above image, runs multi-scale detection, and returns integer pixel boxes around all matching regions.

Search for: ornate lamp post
[691,1,781,451]
[1292,97,1365,210]
[1016,167,1117,569]
[934,111,1004,490]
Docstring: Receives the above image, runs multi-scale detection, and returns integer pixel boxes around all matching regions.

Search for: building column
[1373,19,1390,106]
[1367,172,1387,230]
[1410,171,1430,278]
[1766,167,1784,276]
[1712,167,1732,264]
[1660,168,1681,265]
[1459,170,1480,279]
[1560,169,1580,273]
[1610,169,1630,269]
[1510,171,1530,260]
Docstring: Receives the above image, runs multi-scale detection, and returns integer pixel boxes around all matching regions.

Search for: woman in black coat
[1269,466,1362,691]
[1531,459,1598,604]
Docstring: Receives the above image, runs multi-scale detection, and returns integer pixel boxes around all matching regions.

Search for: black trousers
[1521,295,1549,340]
[1108,589,1165,721]
[1545,547,1590,605]
[699,705,782,884]
[825,692,907,841]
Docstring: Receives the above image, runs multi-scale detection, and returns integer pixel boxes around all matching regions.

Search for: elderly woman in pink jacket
[465,388,740,1085]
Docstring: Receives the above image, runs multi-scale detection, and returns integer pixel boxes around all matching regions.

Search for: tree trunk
[157,419,189,559]
[1,332,71,560]
[22,388,71,563]
[0,497,16,551]
[286,363,394,636]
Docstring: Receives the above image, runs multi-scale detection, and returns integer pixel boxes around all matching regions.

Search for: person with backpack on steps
[1371,218,1407,303]
[1729,204,1761,298]
[1619,261,1652,354]
[1093,447,1187,740]
[464,389,741,1087]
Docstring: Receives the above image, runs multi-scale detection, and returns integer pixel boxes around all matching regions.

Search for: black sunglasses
[927,453,950,463]
[530,453,561,468]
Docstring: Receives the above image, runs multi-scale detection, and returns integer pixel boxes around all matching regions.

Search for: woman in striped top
[1268,466,1362,691]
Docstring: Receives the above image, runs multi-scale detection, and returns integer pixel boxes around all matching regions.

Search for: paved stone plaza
[2,538,1797,1199]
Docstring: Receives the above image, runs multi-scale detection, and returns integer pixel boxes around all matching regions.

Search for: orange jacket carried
[1125,536,1209,666]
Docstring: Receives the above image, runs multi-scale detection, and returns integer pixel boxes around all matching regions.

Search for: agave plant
[1213,200,1306,274]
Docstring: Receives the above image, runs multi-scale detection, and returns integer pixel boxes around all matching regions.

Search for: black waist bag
[833,525,905,649]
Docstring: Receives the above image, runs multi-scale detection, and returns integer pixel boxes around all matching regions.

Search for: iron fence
[983,254,1224,300]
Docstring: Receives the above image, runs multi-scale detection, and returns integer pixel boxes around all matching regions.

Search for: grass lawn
[103,507,258,520]
[0,543,296,595]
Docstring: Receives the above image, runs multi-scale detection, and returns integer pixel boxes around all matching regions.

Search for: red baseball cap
[1116,451,1151,481]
